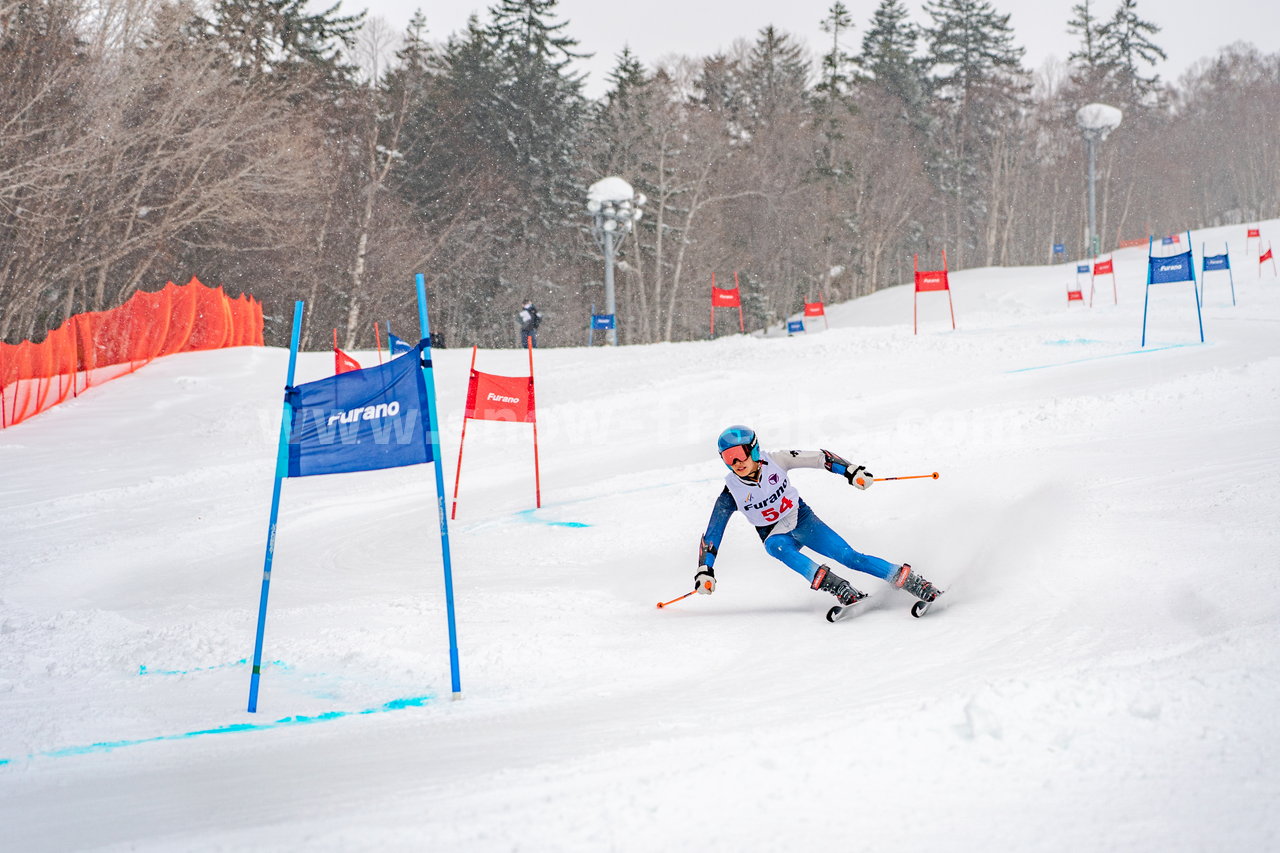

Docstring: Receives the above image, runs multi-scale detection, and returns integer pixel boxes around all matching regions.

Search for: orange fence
[0,276,264,428]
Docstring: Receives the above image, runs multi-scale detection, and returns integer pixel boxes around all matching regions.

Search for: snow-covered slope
[3,219,1279,851]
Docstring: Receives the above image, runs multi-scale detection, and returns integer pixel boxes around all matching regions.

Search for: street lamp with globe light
[587,177,645,346]
[1076,103,1122,258]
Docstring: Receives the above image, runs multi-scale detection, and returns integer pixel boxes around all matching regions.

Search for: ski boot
[811,565,867,606]
[890,563,941,617]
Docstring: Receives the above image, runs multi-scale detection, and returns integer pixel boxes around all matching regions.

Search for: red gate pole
[913,254,919,335]
[735,271,744,333]
[706,274,716,338]
[373,321,383,365]
[528,338,541,509]
[0,346,7,429]
[450,345,479,520]
[943,249,956,329]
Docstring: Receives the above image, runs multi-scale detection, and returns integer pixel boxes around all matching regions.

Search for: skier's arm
[773,449,873,489]
[695,487,736,593]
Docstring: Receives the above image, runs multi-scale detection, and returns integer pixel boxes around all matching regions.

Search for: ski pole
[656,590,698,609]
[873,472,940,482]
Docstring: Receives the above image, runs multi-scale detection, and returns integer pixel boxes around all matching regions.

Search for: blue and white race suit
[699,450,897,584]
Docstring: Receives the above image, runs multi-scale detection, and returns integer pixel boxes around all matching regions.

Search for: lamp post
[587,176,645,346]
[1075,103,1122,258]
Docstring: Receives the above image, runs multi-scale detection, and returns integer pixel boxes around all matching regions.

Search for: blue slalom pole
[1226,242,1237,306]
[415,274,463,698]
[247,300,304,713]
[1141,236,1153,347]
[1189,230,1204,342]
[588,303,595,347]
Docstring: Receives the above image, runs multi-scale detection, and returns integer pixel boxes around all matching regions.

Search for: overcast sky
[354,0,1279,98]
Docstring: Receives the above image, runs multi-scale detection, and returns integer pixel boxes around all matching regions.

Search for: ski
[910,589,946,618]
[825,602,863,622]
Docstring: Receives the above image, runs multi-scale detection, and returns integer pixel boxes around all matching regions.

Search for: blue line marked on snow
[0,695,433,766]
[515,509,590,528]
[1007,342,1204,373]
[138,659,292,676]
[1043,338,1106,346]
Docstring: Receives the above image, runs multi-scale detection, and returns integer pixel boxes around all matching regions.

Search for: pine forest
[2,0,1278,348]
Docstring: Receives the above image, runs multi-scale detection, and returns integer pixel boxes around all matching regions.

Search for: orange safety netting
[0,276,264,429]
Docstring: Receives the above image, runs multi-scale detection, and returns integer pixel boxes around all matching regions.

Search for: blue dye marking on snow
[515,509,589,528]
[138,659,292,676]
[1007,342,1204,373]
[0,694,435,766]
[1043,338,1105,346]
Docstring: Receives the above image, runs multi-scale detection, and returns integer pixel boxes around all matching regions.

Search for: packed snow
[3,219,1279,851]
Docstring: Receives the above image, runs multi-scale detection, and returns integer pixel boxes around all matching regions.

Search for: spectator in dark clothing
[519,301,541,348]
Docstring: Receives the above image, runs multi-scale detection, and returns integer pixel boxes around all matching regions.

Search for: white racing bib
[724,452,800,531]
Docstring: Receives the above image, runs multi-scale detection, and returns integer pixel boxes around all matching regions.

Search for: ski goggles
[720,445,752,465]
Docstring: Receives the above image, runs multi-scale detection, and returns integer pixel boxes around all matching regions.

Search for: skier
[695,425,940,609]
[518,301,541,349]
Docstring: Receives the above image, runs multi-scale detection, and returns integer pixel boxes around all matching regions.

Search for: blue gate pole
[247,300,304,713]
[588,303,595,347]
[1199,242,1206,309]
[1141,237,1153,347]
[415,274,463,698]
[1189,231,1204,342]
[1226,243,1237,306]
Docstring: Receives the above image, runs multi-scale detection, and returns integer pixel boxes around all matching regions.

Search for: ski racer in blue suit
[695,425,939,608]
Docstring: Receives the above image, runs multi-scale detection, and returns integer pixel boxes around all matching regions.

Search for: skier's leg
[762,532,820,582]
[764,529,865,605]
[791,504,897,581]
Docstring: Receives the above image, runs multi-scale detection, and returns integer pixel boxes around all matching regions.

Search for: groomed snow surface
[3,220,1279,852]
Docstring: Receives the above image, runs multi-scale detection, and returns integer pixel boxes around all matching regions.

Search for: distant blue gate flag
[387,332,415,356]
[1076,264,1090,274]
[1053,243,1066,255]
[1201,242,1236,306]
[1141,232,1203,347]
[286,341,432,477]
[591,313,616,330]
[1148,250,1193,284]
[787,319,805,334]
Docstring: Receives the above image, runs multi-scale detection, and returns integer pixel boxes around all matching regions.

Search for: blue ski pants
[762,500,897,584]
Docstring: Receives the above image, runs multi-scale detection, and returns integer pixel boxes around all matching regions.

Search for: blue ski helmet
[717,425,760,467]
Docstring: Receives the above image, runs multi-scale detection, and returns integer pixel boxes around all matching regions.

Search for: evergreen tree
[857,0,927,113]
[695,52,746,117]
[742,25,810,126]
[484,0,588,230]
[922,0,1029,258]
[816,2,856,101]
[1067,0,1103,68]
[1097,0,1167,107]
[590,47,653,178]
[923,0,1024,112]
[1065,0,1109,100]
[604,45,647,107]
[194,0,363,91]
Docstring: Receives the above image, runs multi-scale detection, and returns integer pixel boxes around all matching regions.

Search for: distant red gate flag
[465,371,535,423]
[452,343,541,518]
[1247,228,1260,238]
[333,328,361,374]
[1090,256,1117,307]
[912,251,955,334]
[709,271,745,335]
[711,287,740,307]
